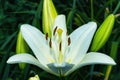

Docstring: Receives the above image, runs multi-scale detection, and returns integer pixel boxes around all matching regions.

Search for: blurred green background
[0,0,120,80]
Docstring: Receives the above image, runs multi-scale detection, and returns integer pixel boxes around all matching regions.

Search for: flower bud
[43,0,57,37]
[90,14,115,51]
[16,31,29,69]
[29,75,40,80]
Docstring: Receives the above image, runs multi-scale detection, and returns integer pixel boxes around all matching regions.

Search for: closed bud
[90,14,115,51]
[28,75,40,80]
[43,0,57,37]
[16,31,29,69]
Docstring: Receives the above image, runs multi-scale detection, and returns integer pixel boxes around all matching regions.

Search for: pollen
[45,33,48,40]
[49,38,52,48]
[59,42,62,51]
[68,37,71,46]
[53,26,58,35]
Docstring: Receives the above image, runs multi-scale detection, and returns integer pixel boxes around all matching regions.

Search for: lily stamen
[59,42,62,51]
[45,33,48,40]
[49,38,52,48]
[53,26,58,35]
[68,37,71,46]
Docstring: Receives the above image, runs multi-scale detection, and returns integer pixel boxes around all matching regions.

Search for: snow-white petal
[66,22,97,64]
[7,54,48,70]
[7,53,58,75]
[65,52,116,75]
[80,52,116,65]
[53,15,67,32]
[21,24,54,65]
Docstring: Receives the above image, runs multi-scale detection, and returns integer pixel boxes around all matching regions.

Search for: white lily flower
[7,15,116,76]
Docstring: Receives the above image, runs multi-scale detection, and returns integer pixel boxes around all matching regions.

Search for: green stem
[89,65,95,80]
[91,0,94,20]
[59,68,66,80]
[113,1,120,14]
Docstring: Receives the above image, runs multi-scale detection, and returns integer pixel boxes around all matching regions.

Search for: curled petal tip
[111,61,116,65]
[7,57,16,64]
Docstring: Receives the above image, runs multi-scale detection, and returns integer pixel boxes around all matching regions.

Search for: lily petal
[80,52,116,65]
[65,52,116,76]
[7,54,57,75]
[7,54,48,70]
[66,22,97,64]
[53,15,67,32]
[21,24,53,65]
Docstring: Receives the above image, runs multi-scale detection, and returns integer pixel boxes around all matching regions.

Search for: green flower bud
[42,0,57,37]
[28,75,40,80]
[16,31,29,69]
[90,14,115,51]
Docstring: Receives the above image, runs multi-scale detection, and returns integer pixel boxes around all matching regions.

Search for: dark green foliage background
[0,0,120,80]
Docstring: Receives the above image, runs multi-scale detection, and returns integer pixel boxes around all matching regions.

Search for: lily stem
[89,65,95,80]
[59,68,66,80]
